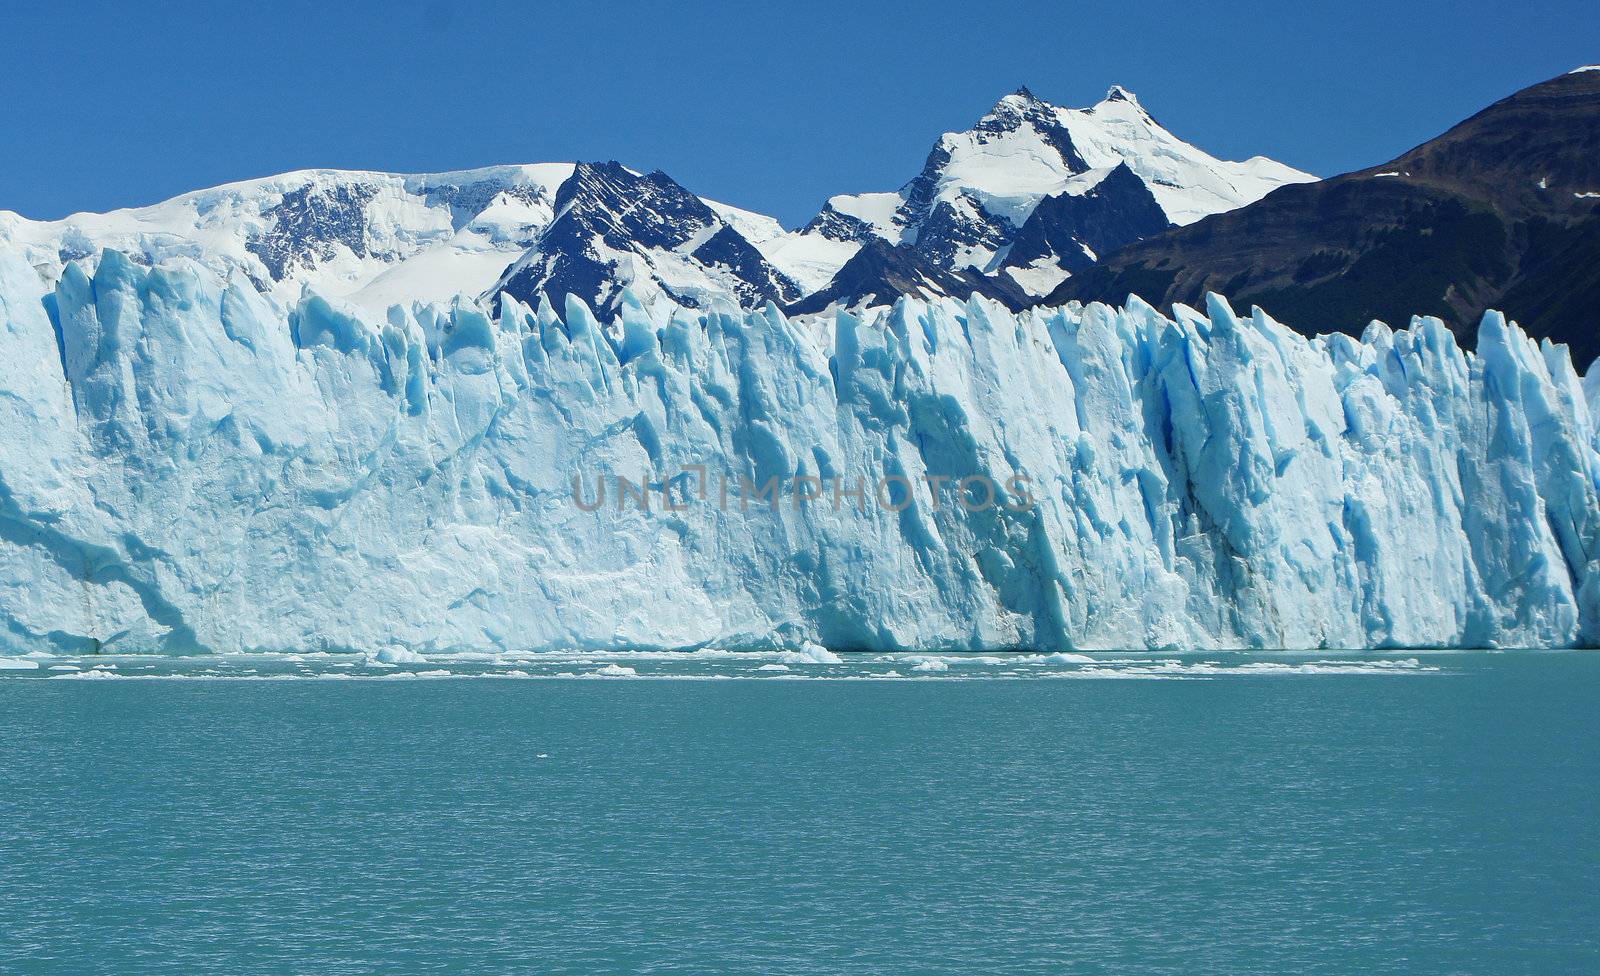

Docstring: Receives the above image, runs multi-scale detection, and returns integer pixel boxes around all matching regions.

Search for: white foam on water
[1,649,1460,681]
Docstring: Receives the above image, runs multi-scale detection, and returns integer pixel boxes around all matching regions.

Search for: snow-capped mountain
[0,164,575,313]
[492,161,801,319]
[0,84,1311,323]
[0,161,800,320]
[1053,67,1600,363]
[803,86,1314,298]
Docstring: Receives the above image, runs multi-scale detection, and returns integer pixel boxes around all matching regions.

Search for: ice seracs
[1,244,1595,656]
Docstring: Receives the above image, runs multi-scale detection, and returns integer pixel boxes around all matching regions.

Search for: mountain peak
[1048,66,1600,362]
[1102,85,1141,106]
[496,161,799,318]
[988,85,1053,119]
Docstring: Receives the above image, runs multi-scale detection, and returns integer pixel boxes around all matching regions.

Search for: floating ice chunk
[777,644,842,665]
[592,664,638,677]
[0,658,40,670]
[374,647,427,664]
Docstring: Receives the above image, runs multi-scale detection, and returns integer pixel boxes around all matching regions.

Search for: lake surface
[2,650,1596,974]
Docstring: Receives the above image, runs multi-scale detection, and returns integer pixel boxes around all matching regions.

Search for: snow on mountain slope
[1060,87,1311,226]
[702,199,788,245]
[2,245,1596,655]
[751,233,863,295]
[490,161,801,319]
[806,86,1314,275]
[998,162,1174,297]
[0,164,577,314]
[0,163,832,329]
[0,161,802,318]
[805,191,907,244]
[787,237,1028,315]
[1050,66,1600,361]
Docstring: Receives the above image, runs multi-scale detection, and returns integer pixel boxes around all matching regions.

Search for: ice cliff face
[1,247,1596,655]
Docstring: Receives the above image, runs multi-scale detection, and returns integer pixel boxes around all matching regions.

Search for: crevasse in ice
[2,249,1597,654]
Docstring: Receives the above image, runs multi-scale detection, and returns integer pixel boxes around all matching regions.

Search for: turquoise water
[1,651,1596,974]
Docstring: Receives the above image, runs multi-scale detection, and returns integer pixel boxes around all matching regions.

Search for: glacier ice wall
[2,248,1598,654]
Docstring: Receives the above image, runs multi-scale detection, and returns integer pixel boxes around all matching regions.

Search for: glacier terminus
[2,245,1598,655]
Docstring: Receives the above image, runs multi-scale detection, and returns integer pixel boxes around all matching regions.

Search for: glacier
[1,247,1598,656]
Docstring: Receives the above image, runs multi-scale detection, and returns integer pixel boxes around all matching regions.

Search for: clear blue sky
[4,0,1595,227]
